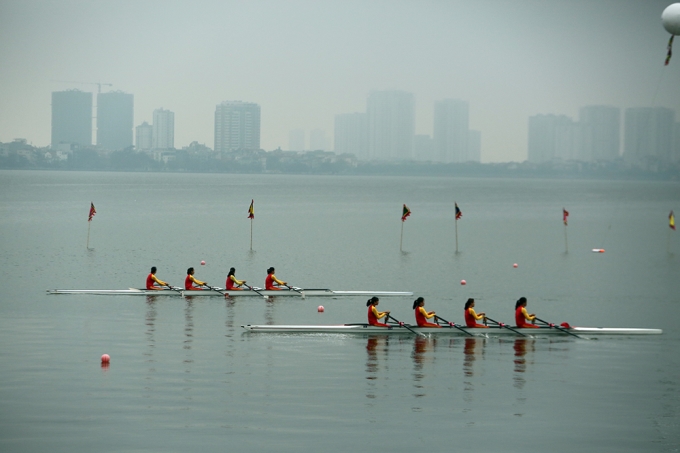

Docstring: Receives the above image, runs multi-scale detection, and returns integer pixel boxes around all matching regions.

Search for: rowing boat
[241,324,662,336]
[46,288,413,298]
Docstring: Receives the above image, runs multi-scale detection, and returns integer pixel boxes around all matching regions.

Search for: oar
[164,284,184,296]
[285,284,306,299]
[434,315,474,336]
[535,317,582,339]
[245,284,269,299]
[204,285,229,297]
[387,314,426,337]
[484,317,528,337]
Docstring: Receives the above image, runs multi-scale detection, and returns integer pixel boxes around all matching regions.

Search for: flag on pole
[563,208,569,226]
[666,35,674,66]
[455,203,462,220]
[671,210,676,230]
[88,202,96,222]
[401,204,411,222]
[248,200,254,219]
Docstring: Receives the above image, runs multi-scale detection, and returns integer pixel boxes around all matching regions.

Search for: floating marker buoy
[200,260,206,265]
[513,263,518,268]
[101,354,110,363]
[460,280,466,285]
[318,305,324,313]
[591,249,605,253]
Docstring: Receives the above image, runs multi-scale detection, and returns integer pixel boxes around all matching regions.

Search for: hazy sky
[1,0,678,162]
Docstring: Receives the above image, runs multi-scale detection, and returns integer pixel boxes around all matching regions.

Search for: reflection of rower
[367,297,390,327]
[226,267,246,290]
[515,297,539,328]
[413,297,440,328]
[146,267,168,290]
[185,267,206,290]
[464,298,488,328]
[265,267,287,290]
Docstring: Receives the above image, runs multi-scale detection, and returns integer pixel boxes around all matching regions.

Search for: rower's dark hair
[465,298,474,309]
[228,267,236,277]
[366,296,379,307]
[412,297,424,309]
[515,297,527,309]
[267,267,275,274]
[187,267,194,275]
[151,266,157,273]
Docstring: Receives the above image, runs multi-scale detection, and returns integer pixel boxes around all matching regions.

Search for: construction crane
[51,80,113,93]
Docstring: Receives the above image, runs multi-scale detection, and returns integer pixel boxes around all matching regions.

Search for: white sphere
[662,3,680,35]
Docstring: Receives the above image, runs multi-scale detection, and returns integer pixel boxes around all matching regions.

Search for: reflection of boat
[242,324,662,335]
[47,288,413,298]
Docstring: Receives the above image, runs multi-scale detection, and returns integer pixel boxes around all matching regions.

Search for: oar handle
[484,317,528,337]
[435,315,474,336]
[387,314,426,337]
[534,317,581,339]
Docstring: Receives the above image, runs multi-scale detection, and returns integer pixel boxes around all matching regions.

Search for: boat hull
[241,324,663,336]
[46,288,413,298]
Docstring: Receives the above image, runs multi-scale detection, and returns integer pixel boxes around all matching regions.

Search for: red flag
[455,202,462,220]
[248,200,254,219]
[563,208,569,226]
[88,202,96,222]
[401,204,411,222]
[666,35,674,66]
[671,210,676,230]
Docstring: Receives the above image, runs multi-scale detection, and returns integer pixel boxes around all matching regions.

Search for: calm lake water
[0,170,679,452]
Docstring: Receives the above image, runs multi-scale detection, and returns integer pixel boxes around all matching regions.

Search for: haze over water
[0,170,679,452]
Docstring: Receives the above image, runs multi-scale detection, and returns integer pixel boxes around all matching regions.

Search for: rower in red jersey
[146,267,168,290]
[185,267,207,290]
[226,267,246,290]
[515,297,540,328]
[265,267,287,290]
[413,297,440,328]
[464,298,488,328]
[367,297,390,327]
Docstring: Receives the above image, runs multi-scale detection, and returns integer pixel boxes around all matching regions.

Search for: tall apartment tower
[527,114,575,162]
[366,90,415,161]
[334,113,368,158]
[214,101,261,152]
[578,106,620,161]
[51,90,92,147]
[433,99,469,163]
[152,108,175,149]
[97,91,134,150]
[624,107,676,164]
[136,122,153,151]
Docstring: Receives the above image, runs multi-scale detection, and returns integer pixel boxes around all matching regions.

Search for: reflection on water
[365,335,390,400]
[411,336,437,398]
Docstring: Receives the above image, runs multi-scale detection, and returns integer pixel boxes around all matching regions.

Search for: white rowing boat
[46,288,413,298]
[241,324,662,336]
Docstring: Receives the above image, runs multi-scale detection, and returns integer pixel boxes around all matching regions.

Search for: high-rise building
[288,129,305,151]
[334,113,367,158]
[97,91,134,150]
[136,122,153,151]
[468,130,482,163]
[152,108,174,149]
[367,90,415,161]
[624,107,675,164]
[51,90,92,147]
[578,106,620,161]
[214,101,261,152]
[527,114,575,162]
[433,99,469,163]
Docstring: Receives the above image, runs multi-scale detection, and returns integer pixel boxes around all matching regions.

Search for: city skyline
[1,1,678,162]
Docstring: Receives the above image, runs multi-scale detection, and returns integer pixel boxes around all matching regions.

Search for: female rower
[413,297,440,328]
[265,267,287,290]
[464,298,488,328]
[226,267,246,290]
[367,297,390,327]
[146,266,168,290]
[185,267,207,290]
[515,297,539,328]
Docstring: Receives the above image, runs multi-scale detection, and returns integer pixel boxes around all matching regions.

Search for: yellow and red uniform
[515,306,539,328]
[465,307,488,328]
[265,274,285,290]
[368,305,389,327]
[415,306,440,328]
[226,275,245,290]
[146,273,167,290]
[185,274,205,290]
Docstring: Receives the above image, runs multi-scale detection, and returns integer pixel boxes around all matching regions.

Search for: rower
[146,266,168,291]
[413,297,440,328]
[185,267,207,290]
[464,298,488,328]
[367,296,390,327]
[265,267,287,290]
[515,297,540,328]
[226,267,246,291]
